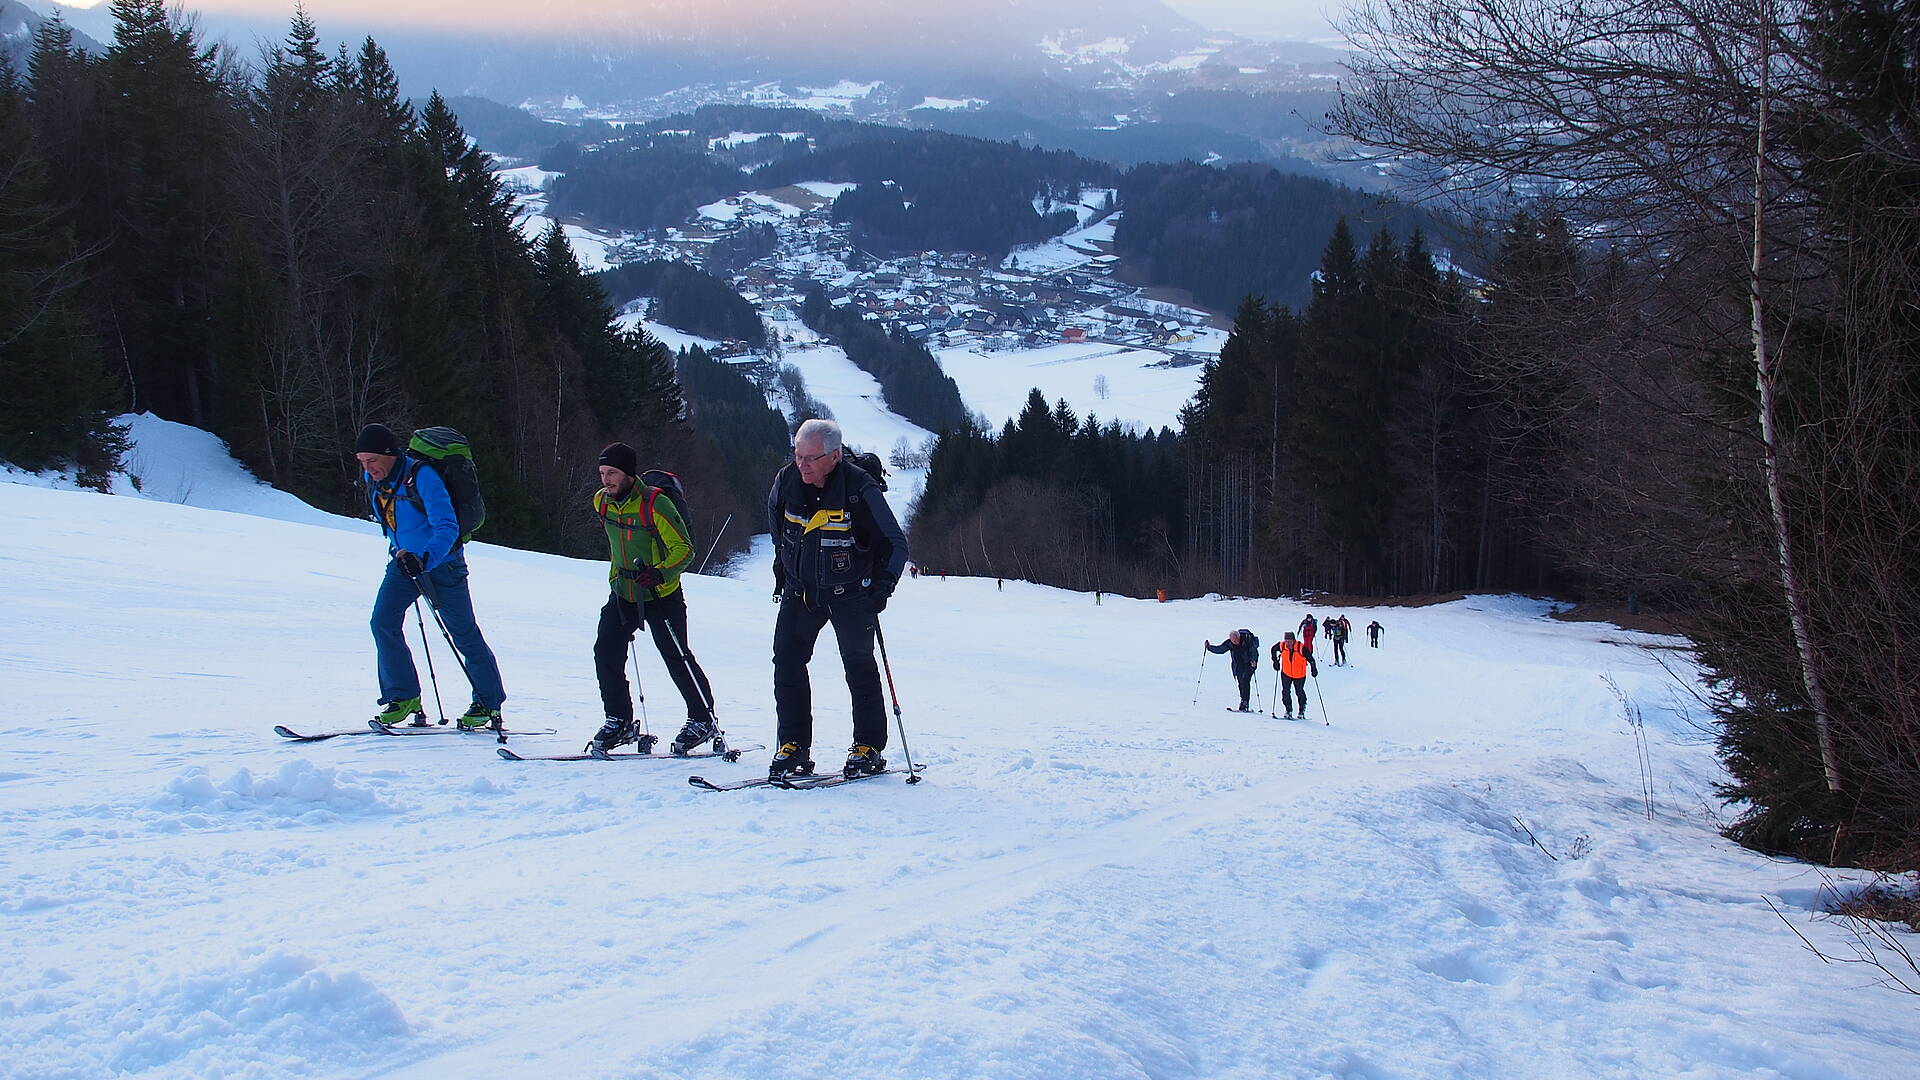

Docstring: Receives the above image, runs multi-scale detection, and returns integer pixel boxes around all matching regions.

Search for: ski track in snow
[1,446,1916,1077]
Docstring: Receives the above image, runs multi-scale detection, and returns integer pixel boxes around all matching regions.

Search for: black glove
[632,566,664,589]
[772,562,787,599]
[870,576,896,614]
[396,551,425,577]
[1310,662,1320,678]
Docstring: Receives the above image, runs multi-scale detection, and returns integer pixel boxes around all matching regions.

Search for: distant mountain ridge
[47,0,1209,101]
[3,0,105,69]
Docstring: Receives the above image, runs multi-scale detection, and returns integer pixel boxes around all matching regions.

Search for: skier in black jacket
[1205,629,1260,712]
[767,419,909,779]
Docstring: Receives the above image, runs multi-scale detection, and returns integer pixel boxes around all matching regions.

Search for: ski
[367,719,556,740]
[499,743,762,763]
[687,773,789,792]
[274,724,399,741]
[774,766,923,790]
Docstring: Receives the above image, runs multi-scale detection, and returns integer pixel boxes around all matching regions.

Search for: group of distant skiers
[352,417,906,781]
[1203,613,1385,719]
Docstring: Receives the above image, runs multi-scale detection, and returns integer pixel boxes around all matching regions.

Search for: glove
[396,551,425,577]
[871,576,896,614]
[632,566,664,589]
[1310,662,1320,678]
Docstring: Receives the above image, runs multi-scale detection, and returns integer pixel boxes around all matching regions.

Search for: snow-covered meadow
[1,422,1916,1079]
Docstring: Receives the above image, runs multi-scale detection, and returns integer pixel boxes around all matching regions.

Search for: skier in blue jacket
[355,423,506,729]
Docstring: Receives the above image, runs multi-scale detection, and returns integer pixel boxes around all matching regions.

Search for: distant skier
[768,419,908,779]
[997,578,1004,592]
[1299,613,1319,659]
[1367,620,1384,648]
[1270,631,1316,719]
[1329,615,1350,666]
[587,443,718,756]
[356,423,506,730]
[1205,629,1260,712]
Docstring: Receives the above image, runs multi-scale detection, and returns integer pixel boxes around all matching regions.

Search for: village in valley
[497,141,1229,434]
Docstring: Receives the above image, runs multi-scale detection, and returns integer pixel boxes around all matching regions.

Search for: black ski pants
[1280,675,1308,715]
[1233,670,1253,710]
[1332,639,1347,665]
[772,590,886,752]
[594,589,715,724]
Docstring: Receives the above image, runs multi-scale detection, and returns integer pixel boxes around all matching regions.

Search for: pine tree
[0,61,123,480]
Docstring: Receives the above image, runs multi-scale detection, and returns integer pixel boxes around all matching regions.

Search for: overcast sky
[1165,0,1342,37]
[59,0,1346,38]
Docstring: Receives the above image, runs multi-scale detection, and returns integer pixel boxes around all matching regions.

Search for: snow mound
[152,761,402,825]
[2,951,409,1080]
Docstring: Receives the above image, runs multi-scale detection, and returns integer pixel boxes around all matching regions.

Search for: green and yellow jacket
[593,482,694,602]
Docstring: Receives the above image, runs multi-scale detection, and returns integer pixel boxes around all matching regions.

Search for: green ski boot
[374,697,425,727]
[457,703,502,731]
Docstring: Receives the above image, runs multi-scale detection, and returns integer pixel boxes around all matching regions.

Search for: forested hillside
[595,261,768,347]
[0,3,766,559]
[1112,161,1440,311]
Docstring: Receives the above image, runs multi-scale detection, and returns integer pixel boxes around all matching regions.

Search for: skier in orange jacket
[1270,631,1317,719]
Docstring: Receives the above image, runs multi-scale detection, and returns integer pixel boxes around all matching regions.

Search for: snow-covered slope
[2,428,1915,1079]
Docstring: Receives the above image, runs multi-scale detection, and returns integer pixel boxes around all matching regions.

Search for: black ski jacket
[768,458,908,602]
[1208,634,1259,677]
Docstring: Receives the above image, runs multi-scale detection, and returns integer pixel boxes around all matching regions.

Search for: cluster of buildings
[586,182,1217,361]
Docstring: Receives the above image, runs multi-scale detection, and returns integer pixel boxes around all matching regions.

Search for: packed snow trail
[1,458,1915,1077]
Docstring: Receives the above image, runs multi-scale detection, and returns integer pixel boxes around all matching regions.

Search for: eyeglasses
[794,448,837,466]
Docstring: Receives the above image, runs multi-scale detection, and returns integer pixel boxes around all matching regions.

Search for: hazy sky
[1165,0,1342,37]
[59,0,1345,39]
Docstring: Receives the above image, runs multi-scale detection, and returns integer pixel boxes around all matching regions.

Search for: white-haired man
[766,419,908,779]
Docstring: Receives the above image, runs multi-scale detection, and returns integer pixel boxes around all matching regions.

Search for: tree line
[0,3,765,562]
[910,389,1183,595]
[1321,0,1919,870]
[595,260,768,347]
[1110,161,1444,312]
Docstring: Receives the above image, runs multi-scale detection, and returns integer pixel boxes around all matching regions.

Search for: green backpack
[404,426,487,543]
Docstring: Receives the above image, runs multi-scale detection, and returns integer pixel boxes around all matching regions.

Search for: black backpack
[1239,629,1259,657]
[846,449,889,491]
[639,468,694,550]
[403,426,486,543]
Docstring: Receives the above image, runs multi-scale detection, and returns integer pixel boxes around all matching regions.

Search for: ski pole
[1268,664,1280,716]
[1192,646,1208,705]
[873,620,922,784]
[696,514,734,574]
[1310,666,1330,726]
[411,568,473,682]
[412,599,448,724]
[626,639,655,751]
[660,617,725,749]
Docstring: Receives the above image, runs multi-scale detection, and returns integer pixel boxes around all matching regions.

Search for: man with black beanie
[356,423,507,730]
[586,442,720,755]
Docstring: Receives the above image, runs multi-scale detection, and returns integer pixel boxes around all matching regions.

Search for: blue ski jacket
[365,456,461,571]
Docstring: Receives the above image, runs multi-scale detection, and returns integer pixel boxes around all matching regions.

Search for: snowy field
[2,426,1916,1079]
[937,339,1213,433]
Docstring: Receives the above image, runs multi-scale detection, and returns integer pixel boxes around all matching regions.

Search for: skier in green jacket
[586,442,718,755]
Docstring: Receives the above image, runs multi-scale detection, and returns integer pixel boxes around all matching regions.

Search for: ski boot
[669,717,717,756]
[589,716,642,755]
[374,697,426,727]
[457,703,502,731]
[769,742,814,779]
[843,744,887,778]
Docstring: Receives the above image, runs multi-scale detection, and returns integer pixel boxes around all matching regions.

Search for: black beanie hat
[355,423,401,456]
[598,442,640,477]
